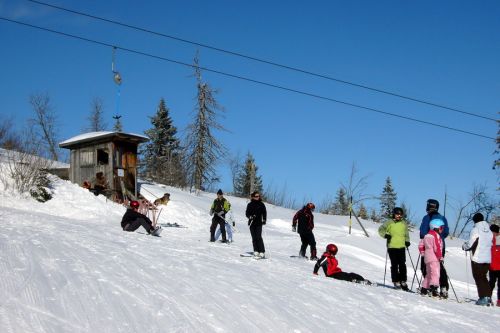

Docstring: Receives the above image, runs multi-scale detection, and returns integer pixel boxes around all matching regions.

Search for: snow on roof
[59,131,148,148]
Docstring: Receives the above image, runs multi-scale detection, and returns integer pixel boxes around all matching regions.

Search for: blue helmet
[429,218,444,230]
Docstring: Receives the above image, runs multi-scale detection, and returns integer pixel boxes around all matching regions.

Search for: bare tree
[0,116,22,151]
[184,53,227,191]
[229,151,243,193]
[340,162,372,206]
[452,184,498,238]
[85,97,107,132]
[29,92,59,161]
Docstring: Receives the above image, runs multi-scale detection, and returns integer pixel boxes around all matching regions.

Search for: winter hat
[472,213,484,223]
[490,224,499,233]
[217,189,223,195]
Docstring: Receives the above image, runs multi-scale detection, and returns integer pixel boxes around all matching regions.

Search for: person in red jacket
[313,244,370,284]
[489,224,500,307]
[292,203,317,260]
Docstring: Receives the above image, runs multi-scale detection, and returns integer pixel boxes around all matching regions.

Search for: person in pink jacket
[418,218,444,297]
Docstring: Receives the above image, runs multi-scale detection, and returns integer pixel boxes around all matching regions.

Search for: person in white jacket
[462,212,493,306]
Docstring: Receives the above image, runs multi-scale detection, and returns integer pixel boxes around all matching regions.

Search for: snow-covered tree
[379,176,397,219]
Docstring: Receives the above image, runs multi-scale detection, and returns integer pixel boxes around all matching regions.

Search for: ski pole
[406,247,420,290]
[465,251,470,299]
[410,253,421,291]
[263,222,270,259]
[383,248,388,286]
[442,262,459,302]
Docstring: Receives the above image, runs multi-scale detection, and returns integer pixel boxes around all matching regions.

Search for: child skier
[489,224,500,307]
[313,244,370,284]
[418,218,444,297]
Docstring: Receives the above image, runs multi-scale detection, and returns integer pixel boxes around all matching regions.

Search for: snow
[0,175,498,333]
[58,131,148,146]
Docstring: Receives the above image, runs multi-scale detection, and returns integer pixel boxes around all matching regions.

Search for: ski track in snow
[0,178,499,332]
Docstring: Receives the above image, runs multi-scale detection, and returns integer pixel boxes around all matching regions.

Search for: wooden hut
[59,131,148,201]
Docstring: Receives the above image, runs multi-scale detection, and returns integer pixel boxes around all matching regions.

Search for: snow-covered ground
[0,176,498,333]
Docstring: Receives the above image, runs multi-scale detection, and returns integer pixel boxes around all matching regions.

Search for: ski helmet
[429,218,444,230]
[130,200,140,209]
[326,243,338,255]
[306,203,316,211]
[426,199,439,212]
[392,207,404,217]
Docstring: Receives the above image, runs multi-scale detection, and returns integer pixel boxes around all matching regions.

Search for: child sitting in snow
[313,243,370,284]
[418,218,444,297]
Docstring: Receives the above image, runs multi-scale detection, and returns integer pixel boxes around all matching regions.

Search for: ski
[160,222,187,228]
[290,255,309,259]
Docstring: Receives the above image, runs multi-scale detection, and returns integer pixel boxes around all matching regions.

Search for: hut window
[80,150,94,166]
[97,149,109,165]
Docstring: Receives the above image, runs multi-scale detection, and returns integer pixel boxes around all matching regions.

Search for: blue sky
[1,0,498,226]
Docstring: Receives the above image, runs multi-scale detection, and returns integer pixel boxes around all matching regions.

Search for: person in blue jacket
[419,199,449,298]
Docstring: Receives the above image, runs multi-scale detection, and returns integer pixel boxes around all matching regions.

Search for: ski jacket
[491,234,500,271]
[292,206,314,233]
[420,212,449,240]
[378,218,409,249]
[463,220,492,264]
[121,209,153,229]
[313,252,342,276]
[246,199,267,226]
[210,198,231,216]
[420,230,442,264]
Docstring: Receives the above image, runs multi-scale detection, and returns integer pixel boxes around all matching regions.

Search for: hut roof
[59,131,148,149]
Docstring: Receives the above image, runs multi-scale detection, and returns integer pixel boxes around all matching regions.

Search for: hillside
[0,176,498,333]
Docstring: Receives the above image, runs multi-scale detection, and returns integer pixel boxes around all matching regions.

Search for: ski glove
[210,209,214,216]
[384,234,391,240]
[262,220,266,225]
[405,241,410,248]
[462,243,469,251]
[292,226,296,232]
[217,211,224,217]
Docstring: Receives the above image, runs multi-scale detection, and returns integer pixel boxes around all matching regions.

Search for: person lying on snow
[313,243,371,285]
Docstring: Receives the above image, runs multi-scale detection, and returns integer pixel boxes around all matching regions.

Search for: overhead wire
[0,16,495,141]
[27,0,496,122]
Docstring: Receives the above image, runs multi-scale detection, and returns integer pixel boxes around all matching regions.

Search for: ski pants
[210,216,226,242]
[250,224,265,253]
[471,261,491,298]
[421,257,449,290]
[489,270,500,300]
[388,248,407,283]
[299,231,317,258]
[123,217,153,233]
[422,261,440,289]
[329,271,365,283]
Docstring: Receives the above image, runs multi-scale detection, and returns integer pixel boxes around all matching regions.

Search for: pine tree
[185,54,227,190]
[327,187,349,215]
[141,98,184,186]
[357,202,368,219]
[85,97,107,132]
[112,115,123,132]
[234,152,263,197]
[370,208,379,222]
[380,176,397,219]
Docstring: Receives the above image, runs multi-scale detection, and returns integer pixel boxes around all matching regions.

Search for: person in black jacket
[121,200,160,236]
[292,203,317,260]
[245,191,267,259]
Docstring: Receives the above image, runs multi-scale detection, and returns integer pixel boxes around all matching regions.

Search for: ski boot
[439,288,448,299]
[475,297,492,306]
[430,286,439,297]
[400,281,409,291]
[420,287,428,296]
[393,282,401,290]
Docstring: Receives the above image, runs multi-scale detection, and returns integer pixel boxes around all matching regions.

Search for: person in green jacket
[378,207,410,290]
[209,189,231,243]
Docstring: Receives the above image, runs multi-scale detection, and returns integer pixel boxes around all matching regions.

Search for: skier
[462,213,493,306]
[209,189,231,243]
[246,191,267,259]
[378,207,410,291]
[489,224,500,307]
[121,200,161,236]
[313,243,370,284]
[418,218,444,297]
[292,203,318,260]
[419,199,450,298]
[215,220,234,243]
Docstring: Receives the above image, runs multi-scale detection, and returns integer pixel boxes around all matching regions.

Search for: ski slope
[0,176,498,333]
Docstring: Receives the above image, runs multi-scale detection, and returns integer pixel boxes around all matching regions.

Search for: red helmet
[306,203,315,211]
[326,243,338,255]
[130,200,140,209]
